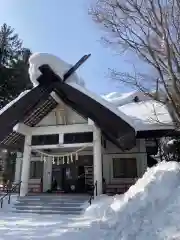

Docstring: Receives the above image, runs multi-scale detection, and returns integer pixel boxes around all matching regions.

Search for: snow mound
[84,161,180,239]
[29,53,85,87]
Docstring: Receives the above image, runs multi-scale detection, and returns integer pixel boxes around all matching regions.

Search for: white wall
[102,139,147,184]
[36,110,57,126]
[65,105,87,124]
[36,104,87,127]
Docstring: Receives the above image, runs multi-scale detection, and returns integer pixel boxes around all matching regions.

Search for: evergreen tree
[0,23,32,183]
[0,23,32,108]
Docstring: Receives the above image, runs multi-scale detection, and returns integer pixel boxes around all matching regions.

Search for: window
[113,158,137,178]
[31,134,59,146]
[30,161,44,179]
[64,132,93,144]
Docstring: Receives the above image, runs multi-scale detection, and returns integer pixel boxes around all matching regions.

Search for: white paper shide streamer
[35,145,88,165]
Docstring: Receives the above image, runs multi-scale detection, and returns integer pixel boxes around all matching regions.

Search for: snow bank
[83,161,180,239]
[83,195,116,219]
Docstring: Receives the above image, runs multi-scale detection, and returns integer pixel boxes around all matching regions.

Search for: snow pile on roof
[29,53,85,87]
[119,100,173,131]
[103,91,174,131]
[103,91,150,107]
[84,161,180,239]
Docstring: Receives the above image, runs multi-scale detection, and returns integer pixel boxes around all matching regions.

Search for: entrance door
[52,166,63,191]
[61,165,86,193]
[62,165,77,193]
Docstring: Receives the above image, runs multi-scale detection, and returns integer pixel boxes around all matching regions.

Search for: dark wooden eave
[0,85,57,150]
[136,129,180,139]
[0,64,136,150]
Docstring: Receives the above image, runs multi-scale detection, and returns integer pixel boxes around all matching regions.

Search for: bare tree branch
[90,0,180,125]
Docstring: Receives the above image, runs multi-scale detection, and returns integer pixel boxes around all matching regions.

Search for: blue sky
[0,0,134,94]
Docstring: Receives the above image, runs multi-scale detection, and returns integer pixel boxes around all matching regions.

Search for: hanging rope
[33,144,89,165]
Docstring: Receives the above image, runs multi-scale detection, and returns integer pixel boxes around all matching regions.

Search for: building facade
[0,53,176,197]
[13,103,154,196]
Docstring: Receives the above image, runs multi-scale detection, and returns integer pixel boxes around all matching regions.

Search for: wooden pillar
[20,135,32,197]
[93,125,102,196]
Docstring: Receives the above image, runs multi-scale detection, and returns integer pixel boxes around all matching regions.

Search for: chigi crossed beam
[63,54,91,82]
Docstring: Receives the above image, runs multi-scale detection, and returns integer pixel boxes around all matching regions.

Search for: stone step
[12,194,89,215]
[13,205,83,211]
[16,199,86,203]
[17,197,89,202]
[25,194,89,199]
[15,202,83,207]
[12,209,81,215]
[17,199,84,204]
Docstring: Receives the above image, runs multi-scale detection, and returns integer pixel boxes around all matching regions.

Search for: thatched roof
[0,65,136,151]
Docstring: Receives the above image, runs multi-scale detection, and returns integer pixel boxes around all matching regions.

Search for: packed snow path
[0,213,104,240]
[0,194,104,240]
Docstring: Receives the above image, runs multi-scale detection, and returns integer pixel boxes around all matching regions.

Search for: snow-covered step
[11,209,81,215]
[13,194,89,215]
[15,201,84,206]
[13,205,83,212]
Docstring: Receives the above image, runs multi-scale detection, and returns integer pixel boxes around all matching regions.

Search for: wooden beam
[31,123,93,135]
[13,123,32,136]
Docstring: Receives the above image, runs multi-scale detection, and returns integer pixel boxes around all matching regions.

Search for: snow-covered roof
[0,53,176,150]
[119,100,173,131]
[28,53,174,132]
[102,91,174,131]
[0,90,30,116]
[1,88,173,133]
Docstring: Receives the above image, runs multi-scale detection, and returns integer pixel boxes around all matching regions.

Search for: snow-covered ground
[1,161,180,239]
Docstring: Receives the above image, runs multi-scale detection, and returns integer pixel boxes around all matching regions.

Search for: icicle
[70,154,73,163]
[43,156,46,163]
[75,153,78,161]
[62,156,65,164]
[57,157,60,165]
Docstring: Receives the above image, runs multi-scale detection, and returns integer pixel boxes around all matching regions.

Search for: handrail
[0,181,22,208]
[88,180,97,205]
